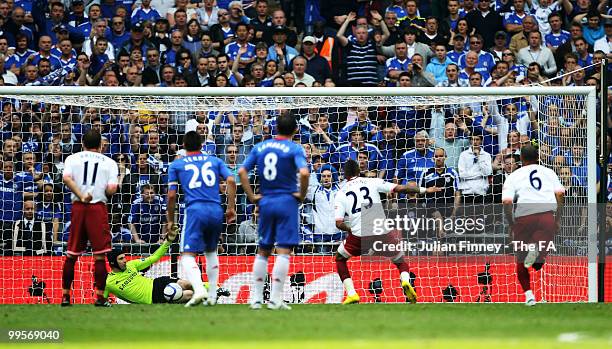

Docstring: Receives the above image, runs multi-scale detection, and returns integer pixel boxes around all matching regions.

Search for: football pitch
[0,304,610,348]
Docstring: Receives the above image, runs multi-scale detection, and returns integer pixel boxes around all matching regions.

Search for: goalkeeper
[104,226,229,304]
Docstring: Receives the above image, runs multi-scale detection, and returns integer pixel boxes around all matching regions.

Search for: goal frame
[0,85,599,303]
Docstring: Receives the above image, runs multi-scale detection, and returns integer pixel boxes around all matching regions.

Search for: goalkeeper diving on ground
[104,225,229,304]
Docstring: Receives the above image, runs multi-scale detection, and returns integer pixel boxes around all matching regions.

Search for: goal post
[0,86,600,304]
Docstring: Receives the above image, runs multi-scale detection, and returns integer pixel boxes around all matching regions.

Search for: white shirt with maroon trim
[63,151,118,204]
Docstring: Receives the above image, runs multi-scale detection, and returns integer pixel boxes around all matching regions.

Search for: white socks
[343,278,357,296]
[251,254,268,304]
[525,290,534,300]
[181,255,206,298]
[205,252,219,303]
[270,254,290,304]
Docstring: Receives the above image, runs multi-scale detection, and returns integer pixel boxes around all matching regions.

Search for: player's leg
[251,197,274,309]
[86,203,113,306]
[201,204,224,305]
[62,202,87,306]
[267,196,300,310]
[336,234,361,304]
[181,207,208,307]
[512,216,535,306]
[382,230,417,303]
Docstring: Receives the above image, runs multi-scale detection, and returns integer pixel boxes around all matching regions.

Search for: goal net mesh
[0,89,593,304]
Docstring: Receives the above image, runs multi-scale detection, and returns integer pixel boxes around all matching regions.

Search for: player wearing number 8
[167,131,237,307]
[239,111,310,310]
[61,130,119,307]
[502,145,565,306]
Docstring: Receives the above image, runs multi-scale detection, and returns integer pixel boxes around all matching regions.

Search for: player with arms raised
[502,145,565,306]
[239,112,310,310]
[167,131,237,307]
[334,159,441,304]
[61,130,119,307]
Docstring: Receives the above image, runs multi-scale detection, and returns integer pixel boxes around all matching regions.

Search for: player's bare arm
[394,183,442,194]
[238,167,261,204]
[166,187,177,233]
[105,183,118,198]
[293,167,310,202]
[335,219,352,234]
[62,174,92,203]
[502,198,514,226]
[225,175,237,223]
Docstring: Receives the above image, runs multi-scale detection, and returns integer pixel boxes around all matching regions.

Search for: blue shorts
[180,202,224,253]
[258,194,300,249]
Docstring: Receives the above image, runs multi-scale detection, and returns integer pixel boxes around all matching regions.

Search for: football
[163,283,183,303]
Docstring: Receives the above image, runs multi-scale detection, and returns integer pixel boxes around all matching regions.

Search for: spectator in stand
[11,200,52,256]
[119,22,154,61]
[395,130,434,185]
[226,23,255,72]
[43,1,66,43]
[489,31,508,61]
[109,16,130,55]
[337,11,389,87]
[418,17,448,49]
[465,0,504,49]
[166,0,197,28]
[398,0,425,31]
[509,15,537,55]
[306,165,342,253]
[129,184,166,244]
[503,0,529,36]
[237,204,258,254]
[573,10,605,46]
[408,53,435,87]
[426,44,453,83]
[301,35,331,83]
[458,34,496,78]
[437,62,469,87]
[183,19,204,55]
[132,0,162,25]
[573,37,593,68]
[531,0,562,36]
[339,107,381,144]
[5,34,35,76]
[37,183,62,243]
[554,23,583,69]
[0,160,23,255]
[447,34,467,64]
[197,32,220,59]
[291,56,315,87]
[120,152,163,209]
[186,57,210,87]
[331,127,382,172]
[383,10,401,46]
[75,4,106,40]
[197,0,221,32]
[209,8,234,51]
[545,12,571,53]
[517,31,557,76]
[263,9,298,48]
[227,1,250,26]
[266,25,298,68]
[249,0,271,43]
[458,135,492,209]
[594,18,612,56]
[437,122,469,169]
[385,41,410,86]
[84,19,115,61]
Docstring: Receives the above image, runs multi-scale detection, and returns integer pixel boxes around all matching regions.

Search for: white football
[163,283,183,302]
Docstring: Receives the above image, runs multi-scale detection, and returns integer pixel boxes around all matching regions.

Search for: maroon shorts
[67,202,111,256]
[341,230,403,258]
[512,211,556,260]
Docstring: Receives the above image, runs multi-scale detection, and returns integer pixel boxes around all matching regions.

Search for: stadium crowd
[0,0,611,256]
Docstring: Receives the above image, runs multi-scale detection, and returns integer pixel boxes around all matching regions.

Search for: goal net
[0,86,598,304]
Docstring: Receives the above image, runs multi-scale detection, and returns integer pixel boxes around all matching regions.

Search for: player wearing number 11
[167,131,237,307]
[239,112,310,310]
[61,130,119,307]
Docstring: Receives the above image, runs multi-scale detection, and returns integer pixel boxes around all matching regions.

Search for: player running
[167,131,237,307]
[502,145,565,306]
[335,159,441,305]
[238,112,310,310]
[61,130,119,307]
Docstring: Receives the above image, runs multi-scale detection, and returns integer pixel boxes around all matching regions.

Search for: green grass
[0,304,611,348]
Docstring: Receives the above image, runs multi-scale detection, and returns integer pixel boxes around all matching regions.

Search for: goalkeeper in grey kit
[104,227,229,304]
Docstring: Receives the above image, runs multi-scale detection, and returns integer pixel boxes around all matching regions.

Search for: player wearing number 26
[61,130,119,307]
[239,112,310,310]
[502,145,565,307]
[167,131,237,307]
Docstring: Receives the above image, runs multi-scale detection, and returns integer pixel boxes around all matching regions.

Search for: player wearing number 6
[239,112,310,310]
[334,159,441,305]
[502,145,565,306]
[166,131,237,307]
[61,130,119,307]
